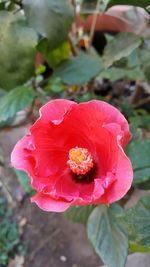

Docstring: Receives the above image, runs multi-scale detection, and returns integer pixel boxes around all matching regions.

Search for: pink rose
[11,100,133,212]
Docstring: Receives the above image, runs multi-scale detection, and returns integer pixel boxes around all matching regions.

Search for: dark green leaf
[0,2,5,10]
[0,86,35,122]
[54,54,103,85]
[129,116,141,128]
[0,198,20,265]
[133,167,150,185]
[76,92,105,103]
[23,0,73,50]
[118,195,150,252]
[77,93,94,103]
[126,140,150,185]
[0,11,38,90]
[119,102,135,119]
[129,114,150,129]
[138,38,150,82]
[103,32,142,68]
[106,0,150,10]
[64,205,96,224]
[87,204,128,267]
[14,169,36,196]
[140,115,150,128]
[135,179,150,190]
[6,2,16,11]
[129,125,140,142]
[0,117,14,129]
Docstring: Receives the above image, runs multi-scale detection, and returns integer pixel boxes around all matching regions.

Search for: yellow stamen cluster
[67,147,93,175]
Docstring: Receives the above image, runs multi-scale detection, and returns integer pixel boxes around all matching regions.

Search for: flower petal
[81,100,132,148]
[11,99,133,212]
[11,134,36,175]
[37,99,76,125]
[94,144,133,204]
[73,178,104,205]
[31,193,71,212]
[106,145,133,203]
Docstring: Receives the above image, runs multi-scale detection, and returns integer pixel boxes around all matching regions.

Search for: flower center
[67,147,94,175]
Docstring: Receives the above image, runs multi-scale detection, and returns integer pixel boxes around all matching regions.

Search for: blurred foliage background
[0,0,150,266]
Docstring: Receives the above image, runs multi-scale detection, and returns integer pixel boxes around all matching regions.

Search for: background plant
[0,0,150,266]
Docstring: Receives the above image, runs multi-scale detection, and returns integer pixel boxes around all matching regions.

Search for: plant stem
[88,0,101,51]
[69,35,78,56]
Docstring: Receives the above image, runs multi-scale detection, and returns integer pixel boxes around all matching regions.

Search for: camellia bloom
[11,100,133,212]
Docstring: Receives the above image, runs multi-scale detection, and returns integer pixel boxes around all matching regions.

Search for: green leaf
[81,0,110,14]
[135,179,150,190]
[0,11,38,90]
[0,117,14,129]
[119,102,135,119]
[35,64,46,75]
[130,242,150,253]
[14,169,36,196]
[129,116,141,128]
[46,42,71,69]
[138,38,150,82]
[6,2,16,11]
[0,2,5,10]
[99,0,110,13]
[87,204,128,267]
[118,195,150,252]
[133,168,150,185]
[105,0,150,10]
[0,86,35,122]
[23,0,74,51]
[140,115,150,129]
[0,88,6,98]
[0,89,13,129]
[126,49,140,68]
[103,32,142,68]
[81,0,97,13]
[126,140,150,185]
[98,67,144,81]
[129,112,150,129]
[129,125,140,142]
[64,205,96,224]
[76,92,105,103]
[54,54,103,85]
[38,39,71,68]
[45,76,65,93]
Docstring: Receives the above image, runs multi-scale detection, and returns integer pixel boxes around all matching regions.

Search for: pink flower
[11,100,133,212]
